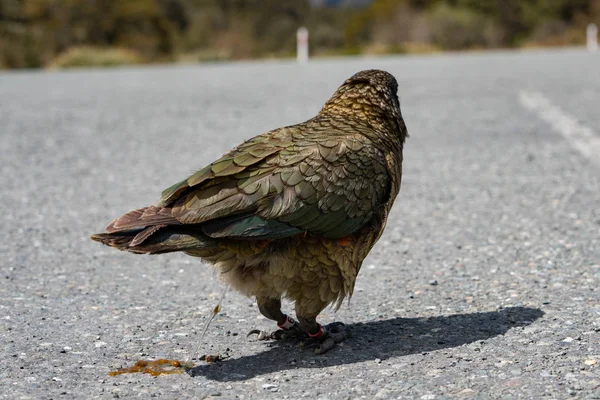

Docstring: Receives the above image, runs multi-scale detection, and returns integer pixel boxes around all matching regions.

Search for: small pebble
[262,384,278,390]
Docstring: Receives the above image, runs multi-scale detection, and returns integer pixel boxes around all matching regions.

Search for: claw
[314,336,335,355]
[247,329,283,340]
[259,330,276,340]
[327,322,350,343]
[312,322,350,355]
[248,316,307,342]
[247,329,261,337]
[249,321,348,352]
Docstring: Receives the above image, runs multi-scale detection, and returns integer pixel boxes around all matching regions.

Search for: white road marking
[519,90,600,165]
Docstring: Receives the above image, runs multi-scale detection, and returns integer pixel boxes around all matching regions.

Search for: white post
[297,27,309,63]
[587,23,598,52]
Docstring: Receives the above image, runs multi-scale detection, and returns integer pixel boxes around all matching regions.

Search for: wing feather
[156,123,391,240]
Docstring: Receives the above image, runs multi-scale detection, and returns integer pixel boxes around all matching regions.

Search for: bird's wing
[159,123,391,240]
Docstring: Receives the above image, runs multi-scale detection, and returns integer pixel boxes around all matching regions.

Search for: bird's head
[321,69,407,144]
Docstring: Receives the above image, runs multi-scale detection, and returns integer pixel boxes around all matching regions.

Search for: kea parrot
[92,69,408,354]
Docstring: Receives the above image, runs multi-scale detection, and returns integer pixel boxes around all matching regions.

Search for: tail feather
[130,224,167,247]
[92,205,215,254]
[91,230,141,250]
[105,206,179,233]
[90,229,216,254]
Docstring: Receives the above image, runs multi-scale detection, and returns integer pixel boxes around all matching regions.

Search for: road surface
[1,48,599,399]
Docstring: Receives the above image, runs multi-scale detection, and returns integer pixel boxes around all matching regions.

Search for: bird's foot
[247,315,305,341]
[301,322,350,355]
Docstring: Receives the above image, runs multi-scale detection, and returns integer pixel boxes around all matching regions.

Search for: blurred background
[0,0,599,69]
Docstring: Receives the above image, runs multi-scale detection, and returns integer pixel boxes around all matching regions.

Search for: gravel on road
[1,48,599,399]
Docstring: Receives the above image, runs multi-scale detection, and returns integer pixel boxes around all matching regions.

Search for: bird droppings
[108,359,195,377]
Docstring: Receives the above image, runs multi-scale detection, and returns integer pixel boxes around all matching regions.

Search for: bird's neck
[319,106,406,150]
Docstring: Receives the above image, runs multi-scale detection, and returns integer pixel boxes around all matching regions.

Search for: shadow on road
[187,306,543,381]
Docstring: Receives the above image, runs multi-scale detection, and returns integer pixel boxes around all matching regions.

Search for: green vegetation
[0,0,598,69]
[49,47,143,69]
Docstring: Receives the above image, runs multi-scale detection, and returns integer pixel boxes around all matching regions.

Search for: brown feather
[105,206,179,233]
[130,224,167,247]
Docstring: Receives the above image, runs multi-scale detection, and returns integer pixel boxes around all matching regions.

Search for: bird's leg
[296,308,350,355]
[248,297,304,340]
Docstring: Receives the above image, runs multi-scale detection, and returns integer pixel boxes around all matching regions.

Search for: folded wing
[158,123,391,241]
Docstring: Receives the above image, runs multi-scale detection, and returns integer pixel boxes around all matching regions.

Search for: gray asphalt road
[1,48,599,399]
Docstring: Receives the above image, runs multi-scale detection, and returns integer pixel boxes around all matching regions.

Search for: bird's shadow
[187,306,543,381]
